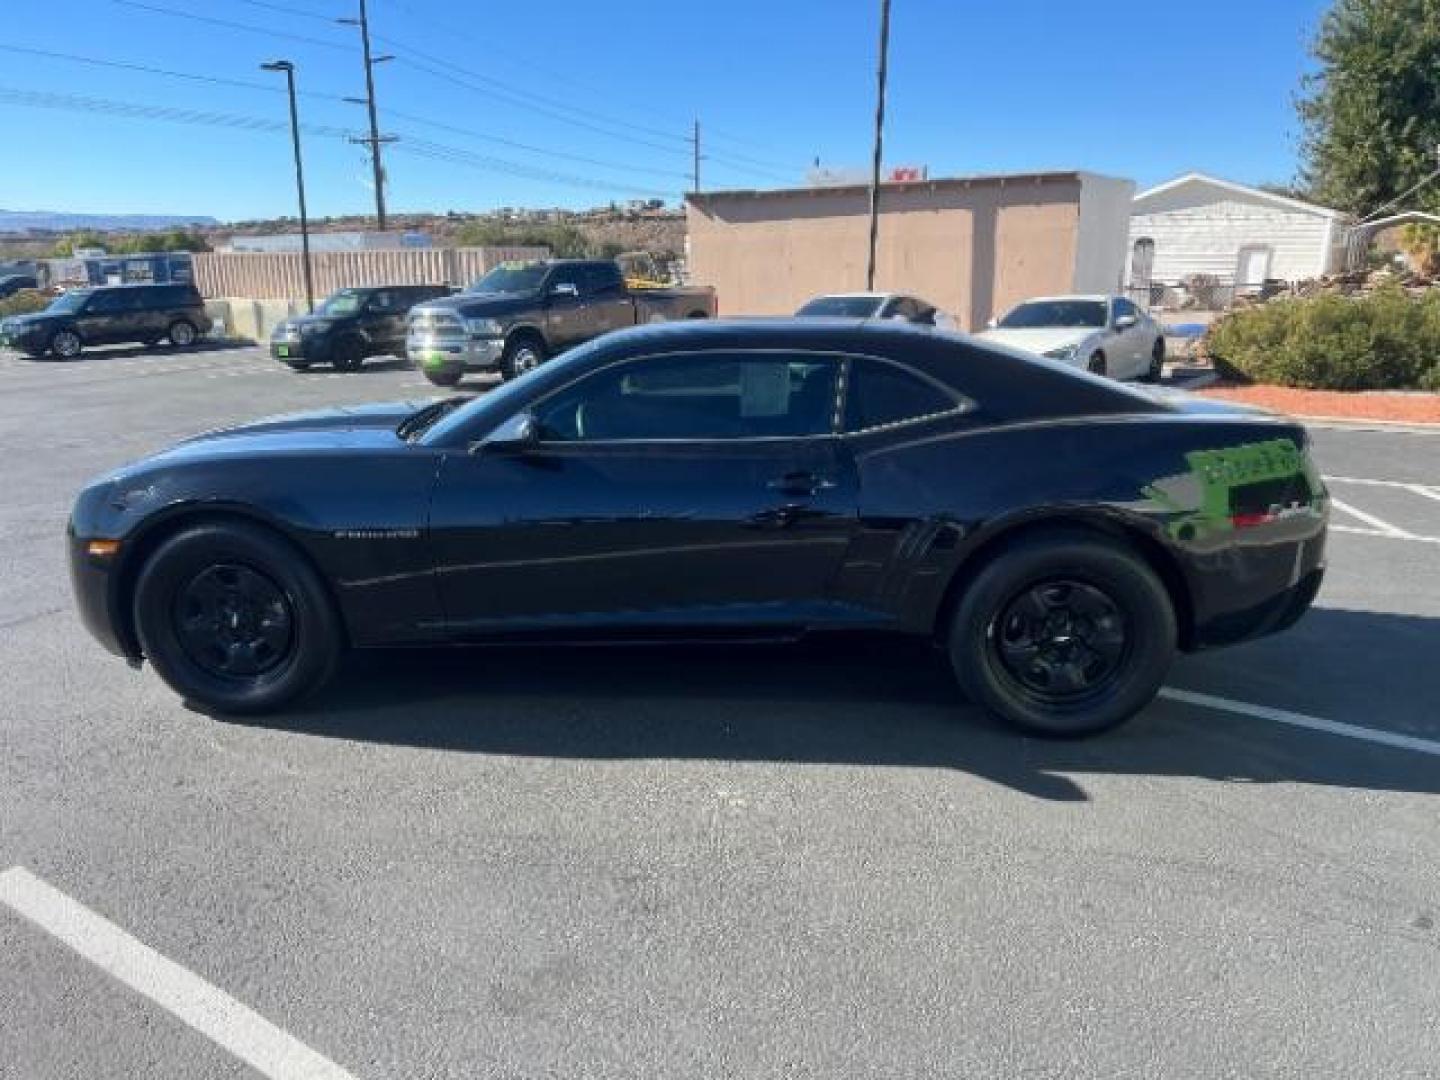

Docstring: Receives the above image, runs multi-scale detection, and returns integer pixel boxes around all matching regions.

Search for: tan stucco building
[685,171,1134,329]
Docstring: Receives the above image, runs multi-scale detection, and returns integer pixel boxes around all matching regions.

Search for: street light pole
[261,60,314,313]
[865,0,892,291]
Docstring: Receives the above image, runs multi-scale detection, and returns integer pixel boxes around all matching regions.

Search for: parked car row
[0,267,1164,389]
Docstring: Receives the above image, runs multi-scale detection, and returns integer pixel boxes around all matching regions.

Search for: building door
[1236,245,1272,292]
[1129,238,1155,303]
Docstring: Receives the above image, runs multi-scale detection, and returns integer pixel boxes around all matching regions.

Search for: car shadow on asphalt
[16,340,249,364]
[234,607,1440,802]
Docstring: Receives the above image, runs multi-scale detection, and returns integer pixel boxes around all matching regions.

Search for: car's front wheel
[1142,337,1165,382]
[947,530,1175,737]
[1086,351,1107,377]
[132,521,343,715]
[167,320,198,348]
[423,367,462,388]
[50,329,83,359]
[500,336,546,380]
[332,335,366,372]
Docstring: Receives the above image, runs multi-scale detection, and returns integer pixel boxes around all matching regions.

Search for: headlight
[1042,344,1079,361]
[464,317,503,337]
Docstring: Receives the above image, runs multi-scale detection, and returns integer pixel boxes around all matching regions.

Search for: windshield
[466,263,549,294]
[795,295,885,318]
[419,333,614,446]
[46,290,93,314]
[317,290,367,316]
[998,300,1107,329]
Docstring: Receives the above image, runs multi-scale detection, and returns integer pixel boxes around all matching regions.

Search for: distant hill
[0,209,220,233]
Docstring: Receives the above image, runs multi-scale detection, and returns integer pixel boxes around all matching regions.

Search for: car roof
[1014,294,1113,303]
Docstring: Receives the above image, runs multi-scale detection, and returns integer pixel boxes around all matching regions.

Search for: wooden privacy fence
[192,246,549,300]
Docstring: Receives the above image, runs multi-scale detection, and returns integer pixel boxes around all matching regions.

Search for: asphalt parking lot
[1,343,1437,1078]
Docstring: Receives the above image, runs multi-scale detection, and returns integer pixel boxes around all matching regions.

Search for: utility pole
[865,0,892,290]
[691,119,702,194]
[260,60,314,312]
[340,0,394,231]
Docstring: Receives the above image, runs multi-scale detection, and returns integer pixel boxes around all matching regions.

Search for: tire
[132,521,343,715]
[423,368,462,388]
[332,335,366,372]
[947,530,1176,737]
[500,335,546,381]
[1141,337,1165,383]
[50,329,83,359]
[1086,351,1107,377]
[284,360,312,372]
[167,320,198,348]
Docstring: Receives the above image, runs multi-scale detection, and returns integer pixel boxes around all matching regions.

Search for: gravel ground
[1197,383,1440,423]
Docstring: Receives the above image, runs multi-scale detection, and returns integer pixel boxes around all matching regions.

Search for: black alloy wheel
[947,530,1175,736]
[172,563,294,679]
[992,580,1127,702]
[133,521,342,714]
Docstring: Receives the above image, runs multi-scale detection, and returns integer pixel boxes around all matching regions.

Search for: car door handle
[766,471,836,497]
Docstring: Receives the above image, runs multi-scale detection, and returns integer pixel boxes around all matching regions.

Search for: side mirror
[476,411,539,454]
[549,282,579,299]
[1114,314,1138,330]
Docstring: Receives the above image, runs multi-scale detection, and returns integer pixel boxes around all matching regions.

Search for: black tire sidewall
[424,368,461,387]
[949,534,1175,737]
[168,320,197,348]
[1087,351,1106,376]
[501,336,545,381]
[333,336,365,371]
[51,330,82,359]
[133,522,342,714]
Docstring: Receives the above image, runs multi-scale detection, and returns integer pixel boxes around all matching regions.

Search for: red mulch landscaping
[1196,383,1440,424]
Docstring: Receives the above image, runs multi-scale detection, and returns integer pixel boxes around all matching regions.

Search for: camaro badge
[332,529,420,540]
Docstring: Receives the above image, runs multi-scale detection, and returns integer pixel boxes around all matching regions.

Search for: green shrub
[0,289,50,318]
[1205,287,1440,391]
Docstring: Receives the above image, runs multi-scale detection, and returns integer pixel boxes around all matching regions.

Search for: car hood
[1,311,56,330]
[974,327,1097,355]
[415,291,541,319]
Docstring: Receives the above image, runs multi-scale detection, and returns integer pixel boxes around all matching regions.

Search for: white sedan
[795,292,957,329]
[976,294,1165,382]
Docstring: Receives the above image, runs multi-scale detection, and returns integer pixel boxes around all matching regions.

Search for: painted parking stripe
[1326,475,1440,501]
[1328,497,1415,538]
[0,867,359,1080]
[1330,524,1440,544]
[1160,688,1440,757]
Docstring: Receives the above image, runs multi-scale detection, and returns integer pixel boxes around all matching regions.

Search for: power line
[379,0,796,165]
[0,43,346,101]
[232,0,346,23]
[3,42,685,183]
[0,84,684,199]
[109,0,352,52]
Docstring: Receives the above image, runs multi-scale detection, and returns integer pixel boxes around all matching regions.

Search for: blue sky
[0,0,1329,223]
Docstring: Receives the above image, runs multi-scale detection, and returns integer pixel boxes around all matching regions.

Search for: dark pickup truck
[406,258,717,385]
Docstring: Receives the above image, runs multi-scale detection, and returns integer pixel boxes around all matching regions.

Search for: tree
[51,231,108,257]
[1299,0,1440,216]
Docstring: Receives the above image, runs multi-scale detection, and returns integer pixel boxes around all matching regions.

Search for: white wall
[1074,174,1136,292]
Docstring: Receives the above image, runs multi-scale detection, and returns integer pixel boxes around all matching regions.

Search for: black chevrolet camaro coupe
[68,320,1328,736]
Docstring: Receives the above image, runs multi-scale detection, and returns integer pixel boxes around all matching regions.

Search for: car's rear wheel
[133,521,342,715]
[947,530,1175,737]
[1142,337,1165,382]
[1086,351,1107,377]
[332,335,366,372]
[50,329,83,359]
[167,320,198,348]
[500,335,545,380]
[423,367,462,387]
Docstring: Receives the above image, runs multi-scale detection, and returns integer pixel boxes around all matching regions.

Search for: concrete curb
[1291,415,1440,434]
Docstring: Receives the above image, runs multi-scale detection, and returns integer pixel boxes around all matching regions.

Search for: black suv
[0,274,39,299]
[270,284,452,372]
[0,283,212,359]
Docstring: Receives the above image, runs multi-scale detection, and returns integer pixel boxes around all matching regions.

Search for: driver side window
[535,353,840,442]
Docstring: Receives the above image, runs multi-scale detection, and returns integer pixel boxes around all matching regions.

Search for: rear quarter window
[843,357,961,431]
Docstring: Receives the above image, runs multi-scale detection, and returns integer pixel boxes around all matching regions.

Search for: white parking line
[0,867,359,1080]
[1330,524,1440,544]
[1328,497,1415,538]
[1160,688,1440,757]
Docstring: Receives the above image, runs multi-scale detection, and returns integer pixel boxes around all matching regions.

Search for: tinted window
[536,353,839,441]
[582,263,624,294]
[85,290,134,314]
[998,300,1107,329]
[467,263,548,293]
[843,358,957,431]
[795,295,886,318]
